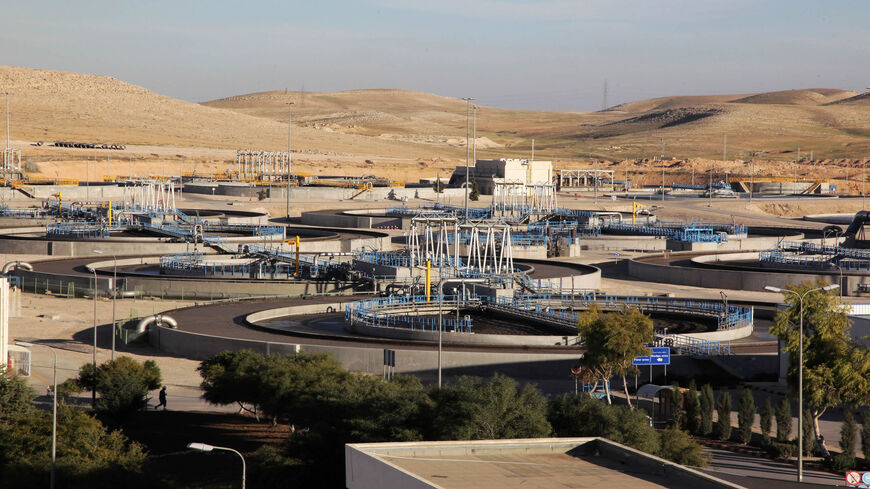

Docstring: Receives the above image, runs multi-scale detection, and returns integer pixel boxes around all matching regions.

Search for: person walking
[155,386,167,410]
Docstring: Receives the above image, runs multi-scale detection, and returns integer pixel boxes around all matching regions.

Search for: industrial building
[449,158,553,194]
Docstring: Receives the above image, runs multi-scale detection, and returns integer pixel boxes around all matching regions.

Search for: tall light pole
[91,266,98,407]
[437,277,485,388]
[187,443,246,489]
[750,159,754,202]
[285,101,295,219]
[708,169,713,207]
[16,341,57,489]
[763,283,839,483]
[112,255,117,360]
[4,91,9,151]
[462,97,474,220]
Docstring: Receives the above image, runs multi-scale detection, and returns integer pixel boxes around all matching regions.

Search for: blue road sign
[633,347,671,366]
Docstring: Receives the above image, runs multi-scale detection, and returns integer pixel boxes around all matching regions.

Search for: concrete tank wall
[628,252,848,293]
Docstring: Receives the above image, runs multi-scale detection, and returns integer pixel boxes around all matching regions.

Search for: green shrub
[759,398,773,445]
[699,384,714,436]
[716,392,732,441]
[830,452,855,472]
[775,397,792,442]
[659,427,711,467]
[548,394,659,455]
[669,384,683,428]
[431,375,551,440]
[684,381,701,434]
[802,407,816,456]
[766,441,796,460]
[840,410,858,459]
[737,388,755,444]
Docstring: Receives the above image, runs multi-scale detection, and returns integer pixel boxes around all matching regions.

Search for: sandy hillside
[4,65,870,184]
[0,65,464,159]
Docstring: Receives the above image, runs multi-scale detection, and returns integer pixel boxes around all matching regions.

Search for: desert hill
[827,91,870,106]
[0,65,455,159]
[732,88,857,105]
[4,64,870,172]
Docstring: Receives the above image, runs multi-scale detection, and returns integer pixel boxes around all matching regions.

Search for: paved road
[704,448,846,487]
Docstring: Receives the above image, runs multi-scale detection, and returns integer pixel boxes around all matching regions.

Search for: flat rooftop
[346,438,745,489]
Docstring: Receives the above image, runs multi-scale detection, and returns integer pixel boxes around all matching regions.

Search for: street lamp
[285,101,295,219]
[437,277,485,388]
[187,443,246,489]
[90,251,102,408]
[16,341,57,489]
[763,283,839,482]
[462,97,475,220]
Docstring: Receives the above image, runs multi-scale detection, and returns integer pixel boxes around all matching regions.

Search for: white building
[450,158,553,195]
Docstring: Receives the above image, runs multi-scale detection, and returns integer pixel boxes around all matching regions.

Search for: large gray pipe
[135,314,178,334]
[1,261,33,274]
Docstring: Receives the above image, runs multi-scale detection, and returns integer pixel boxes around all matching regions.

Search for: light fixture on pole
[16,341,57,489]
[461,97,475,220]
[285,101,295,219]
[187,443,246,489]
[763,283,839,483]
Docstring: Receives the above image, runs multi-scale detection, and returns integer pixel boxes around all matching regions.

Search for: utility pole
[472,105,477,172]
[4,92,9,151]
[660,138,665,200]
[462,97,474,220]
[602,79,608,111]
[750,159,754,202]
[723,134,727,162]
[708,169,713,207]
[285,101,295,218]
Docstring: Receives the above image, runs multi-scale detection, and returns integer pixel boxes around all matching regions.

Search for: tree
[429,375,551,440]
[801,407,816,456]
[684,380,701,434]
[770,281,870,457]
[759,398,773,445]
[775,397,792,443]
[669,383,683,428]
[716,391,732,441]
[198,350,347,426]
[659,427,711,467]
[433,179,444,193]
[840,410,857,461]
[198,349,269,418]
[468,178,480,201]
[0,367,35,422]
[737,388,755,444]
[862,412,870,463]
[700,384,714,436]
[548,394,660,455]
[0,403,146,486]
[577,305,655,407]
[72,356,162,419]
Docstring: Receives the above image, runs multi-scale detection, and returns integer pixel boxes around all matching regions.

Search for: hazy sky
[3,0,869,111]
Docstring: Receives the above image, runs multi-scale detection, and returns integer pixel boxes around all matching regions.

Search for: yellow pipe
[57,191,62,216]
[632,201,638,226]
[425,260,431,302]
[295,235,300,276]
[108,201,113,226]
